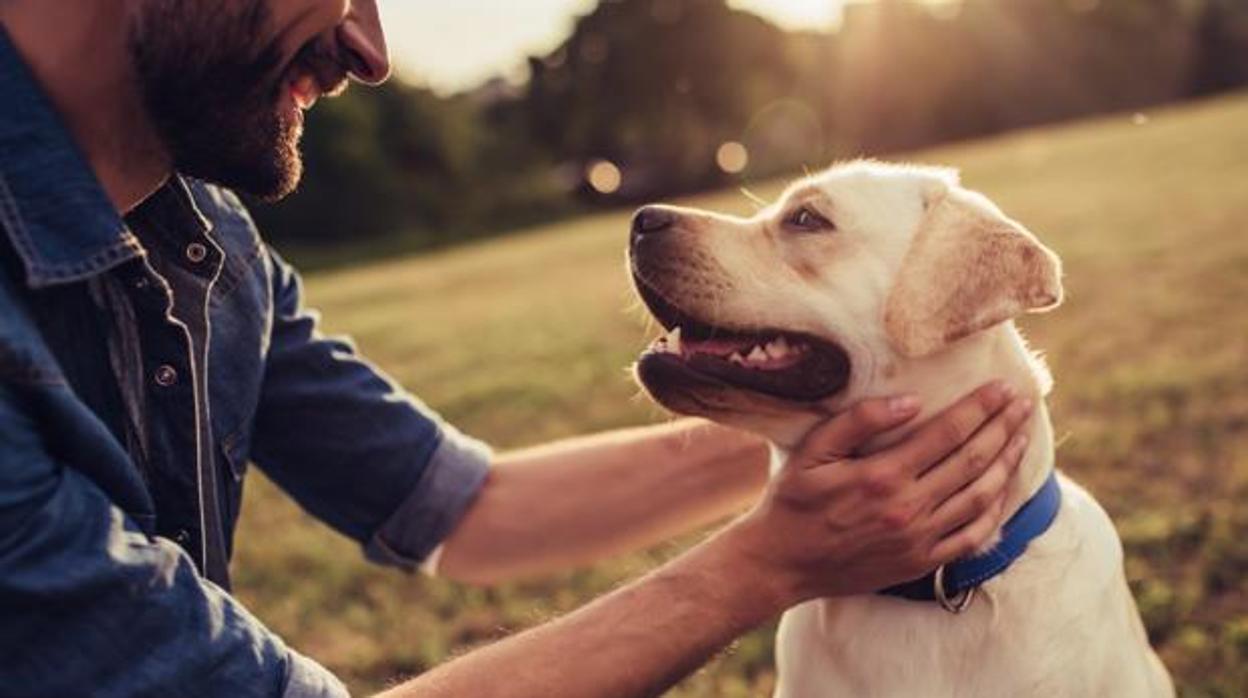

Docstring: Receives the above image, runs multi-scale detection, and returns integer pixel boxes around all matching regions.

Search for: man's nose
[338,0,391,85]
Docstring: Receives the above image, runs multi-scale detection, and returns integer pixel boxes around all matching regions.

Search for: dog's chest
[770,478,1170,698]
[774,591,1076,697]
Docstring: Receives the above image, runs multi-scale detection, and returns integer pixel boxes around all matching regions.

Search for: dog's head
[629,161,1062,446]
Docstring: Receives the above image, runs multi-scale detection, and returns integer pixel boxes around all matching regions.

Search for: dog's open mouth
[634,280,851,403]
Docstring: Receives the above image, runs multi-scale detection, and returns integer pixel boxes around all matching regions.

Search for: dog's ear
[884,184,1063,358]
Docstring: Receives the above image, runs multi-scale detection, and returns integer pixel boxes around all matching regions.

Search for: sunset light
[587,159,622,194]
[4,0,1239,694]
[727,0,843,30]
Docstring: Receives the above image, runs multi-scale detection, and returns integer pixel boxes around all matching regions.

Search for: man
[0,2,1033,697]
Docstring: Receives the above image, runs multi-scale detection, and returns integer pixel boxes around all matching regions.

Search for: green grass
[233,92,1248,696]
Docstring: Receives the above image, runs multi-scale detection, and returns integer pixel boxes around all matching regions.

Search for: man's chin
[187,157,301,201]
[245,157,303,202]
[176,130,303,201]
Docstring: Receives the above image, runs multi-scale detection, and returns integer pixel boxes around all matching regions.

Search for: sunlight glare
[716,142,750,174]
[728,0,843,31]
[587,160,622,194]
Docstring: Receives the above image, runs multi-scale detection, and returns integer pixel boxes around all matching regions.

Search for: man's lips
[281,37,350,112]
[289,74,320,110]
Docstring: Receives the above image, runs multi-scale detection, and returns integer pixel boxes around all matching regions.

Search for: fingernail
[984,380,1010,405]
[1017,398,1035,417]
[889,395,920,415]
[1001,382,1018,400]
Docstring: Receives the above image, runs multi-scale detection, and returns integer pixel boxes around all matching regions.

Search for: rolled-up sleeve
[250,248,490,571]
[284,649,349,698]
[0,386,348,698]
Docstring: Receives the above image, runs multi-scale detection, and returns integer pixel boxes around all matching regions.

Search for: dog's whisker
[622,298,661,340]
[740,187,768,210]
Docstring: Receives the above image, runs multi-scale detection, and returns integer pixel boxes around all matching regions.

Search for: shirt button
[185,242,209,264]
[132,276,150,290]
[173,529,191,546]
[154,364,179,387]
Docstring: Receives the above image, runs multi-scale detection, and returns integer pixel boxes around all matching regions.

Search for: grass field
[233,93,1248,697]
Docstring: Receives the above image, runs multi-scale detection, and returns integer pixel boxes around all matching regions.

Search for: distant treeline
[251,0,1248,250]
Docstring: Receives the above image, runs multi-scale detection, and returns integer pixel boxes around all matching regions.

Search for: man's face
[128,0,390,201]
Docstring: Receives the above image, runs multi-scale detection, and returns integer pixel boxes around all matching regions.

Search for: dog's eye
[785,206,833,232]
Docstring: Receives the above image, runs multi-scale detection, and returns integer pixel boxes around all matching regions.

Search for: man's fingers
[925,436,1022,540]
[795,395,921,467]
[891,382,1015,477]
[917,398,1034,503]
[928,490,1009,565]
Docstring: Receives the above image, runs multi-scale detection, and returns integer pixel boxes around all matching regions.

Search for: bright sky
[377,0,848,94]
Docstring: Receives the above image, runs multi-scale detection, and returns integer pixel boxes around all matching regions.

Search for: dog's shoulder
[999,472,1125,598]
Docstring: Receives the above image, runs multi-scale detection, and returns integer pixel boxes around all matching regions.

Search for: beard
[128,1,344,201]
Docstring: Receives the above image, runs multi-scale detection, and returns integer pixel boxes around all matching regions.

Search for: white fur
[771,328,1171,697]
[632,161,1173,697]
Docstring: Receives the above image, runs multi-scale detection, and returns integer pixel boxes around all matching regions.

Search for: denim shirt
[0,27,490,698]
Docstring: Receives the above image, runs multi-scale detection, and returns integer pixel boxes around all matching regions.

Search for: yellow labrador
[627,161,1172,697]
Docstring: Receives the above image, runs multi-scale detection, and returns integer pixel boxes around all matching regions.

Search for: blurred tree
[248,0,1248,256]
[1190,0,1248,96]
[523,0,812,199]
[252,82,442,244]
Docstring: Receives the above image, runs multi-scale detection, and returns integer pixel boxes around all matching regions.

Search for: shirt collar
[0,24,142,289]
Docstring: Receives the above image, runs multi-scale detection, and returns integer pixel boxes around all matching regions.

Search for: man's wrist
[675,521,799,630]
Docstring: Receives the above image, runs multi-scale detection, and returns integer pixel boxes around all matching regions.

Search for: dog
[627,161,1172,697]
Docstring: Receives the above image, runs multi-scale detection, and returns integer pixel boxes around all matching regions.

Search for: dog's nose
[632,206,678,238]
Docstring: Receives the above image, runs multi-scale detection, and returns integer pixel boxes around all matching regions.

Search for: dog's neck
[871,324,1055,524]
[773,323,1054,529]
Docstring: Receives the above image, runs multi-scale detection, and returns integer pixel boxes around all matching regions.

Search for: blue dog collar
[880,471,1062,611]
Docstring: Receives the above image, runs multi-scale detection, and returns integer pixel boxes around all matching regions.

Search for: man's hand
[380,383,1034,698]
[722,381,1034,605]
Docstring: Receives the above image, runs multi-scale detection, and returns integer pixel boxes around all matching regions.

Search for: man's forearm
[379,527,785,698]
[383,388,1030,698]
[438,420,769,584]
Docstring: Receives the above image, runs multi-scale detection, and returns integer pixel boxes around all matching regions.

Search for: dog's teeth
[667,327,682,354]
[766,337,790,359]
[729,352,746,365]
[748,346,768,363]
